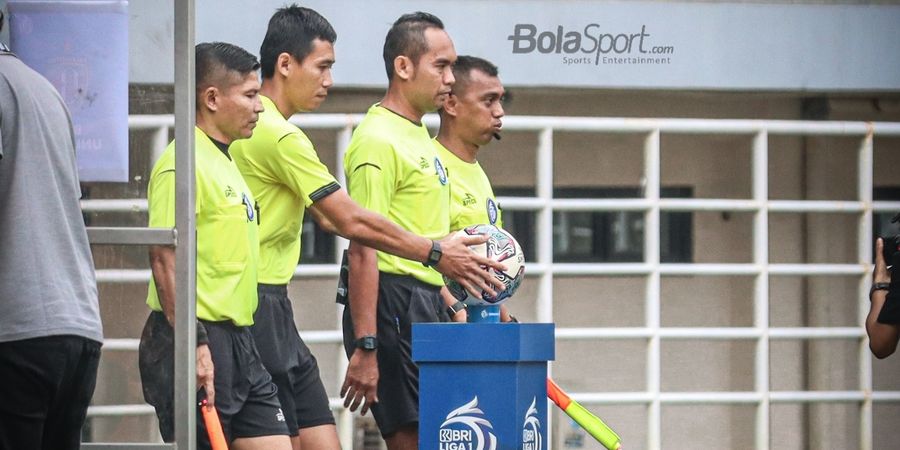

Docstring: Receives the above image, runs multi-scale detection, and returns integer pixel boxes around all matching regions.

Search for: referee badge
[434,157,448,185]
[486,198,498,225]
[242,193,255,222]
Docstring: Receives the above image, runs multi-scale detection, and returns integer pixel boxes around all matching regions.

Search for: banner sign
[121,0,900,91]
[10,0,129,182]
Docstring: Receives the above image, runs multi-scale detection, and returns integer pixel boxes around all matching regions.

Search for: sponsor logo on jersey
[462,193,477,206]
[419,156,431,169]
[435,157,448,185]
[224,186,236,198]
[486,199,498,225]
[242,193,255,222]
[439,396,497,450]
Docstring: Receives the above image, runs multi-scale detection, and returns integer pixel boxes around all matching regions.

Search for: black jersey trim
[376,104,423,127]
[309,181,341,203]
[209,137,232,160]
[352,162,382,173]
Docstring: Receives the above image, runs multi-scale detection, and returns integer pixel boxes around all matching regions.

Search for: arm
[340,241,380,414]
[269,130,504,296]
[441,287,467,323]
[310,189,505,297]
[147,167,215,406]
[866,238,899,358]
[500,305,515,323]
[308,204,338,235]
[149,245,178,325]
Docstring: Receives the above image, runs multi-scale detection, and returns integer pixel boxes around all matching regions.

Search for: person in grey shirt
[0,11,103,450]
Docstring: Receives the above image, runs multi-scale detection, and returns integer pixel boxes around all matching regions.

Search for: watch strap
[355,335,378,351]
[423,240,442,267]
[870,282,891,300]
[446,300,466,317]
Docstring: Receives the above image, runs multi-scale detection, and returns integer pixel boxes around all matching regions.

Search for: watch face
[425,241,442,266]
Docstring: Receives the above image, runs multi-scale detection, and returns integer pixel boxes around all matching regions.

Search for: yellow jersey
[344,104,450,286]
[146,127,260,325]
[433,138,503,231]
[230,95,340,284]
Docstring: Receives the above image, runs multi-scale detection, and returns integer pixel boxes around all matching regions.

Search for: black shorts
[341,272,449,437]
[139,311,289,446]
[0,335,101,450]
[251,284,335,434]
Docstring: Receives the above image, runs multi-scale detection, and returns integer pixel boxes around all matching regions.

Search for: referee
[434,55,516,324]
[340,12,471,450]
[229,6,504,450]
[139,43,291,450]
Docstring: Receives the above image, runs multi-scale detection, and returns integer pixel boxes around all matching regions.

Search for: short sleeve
[147,169,176,228]
[268,132,340,206]
[345,136,397,217]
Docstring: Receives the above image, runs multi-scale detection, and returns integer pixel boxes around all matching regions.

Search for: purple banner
[9,1,129,182]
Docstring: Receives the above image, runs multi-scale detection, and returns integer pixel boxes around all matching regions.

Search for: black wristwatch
[355,335,378,351]
[870,282,891,300]
[423,240,443,267]
[446,300,467,317]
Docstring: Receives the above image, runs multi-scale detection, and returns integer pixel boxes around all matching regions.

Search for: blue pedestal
[413,323,555,450]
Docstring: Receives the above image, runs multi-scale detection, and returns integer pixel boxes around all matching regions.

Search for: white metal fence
[83,114,900,450]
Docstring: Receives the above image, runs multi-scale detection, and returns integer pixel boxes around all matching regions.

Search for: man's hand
[197,344,215,409]
[436,233,507,299]
[340,350,379,415]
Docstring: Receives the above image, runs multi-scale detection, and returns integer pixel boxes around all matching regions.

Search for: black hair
[260,4,336,79]
[382,11,444,80]
[451,55,499,96]
[195,42,260,95]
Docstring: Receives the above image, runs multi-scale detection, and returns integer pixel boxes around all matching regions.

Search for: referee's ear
[442,93,459,118]
[275,52,293,78]
[393,55,414,82]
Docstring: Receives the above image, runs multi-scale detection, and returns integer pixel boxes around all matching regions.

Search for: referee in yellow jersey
[340,12,470,450]
[434,55,517,324]
[140,43,292,450]
[229,7,503,450]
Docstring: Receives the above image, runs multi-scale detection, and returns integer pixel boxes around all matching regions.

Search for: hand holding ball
[443,224,525,306]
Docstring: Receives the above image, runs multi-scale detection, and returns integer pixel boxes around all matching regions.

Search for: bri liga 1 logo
[522,397,542,450]
[439,397,497,450]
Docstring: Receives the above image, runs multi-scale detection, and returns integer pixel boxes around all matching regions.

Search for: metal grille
[84,114,900,450]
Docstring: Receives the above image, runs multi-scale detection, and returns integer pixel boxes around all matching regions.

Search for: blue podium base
[413,323,554,450]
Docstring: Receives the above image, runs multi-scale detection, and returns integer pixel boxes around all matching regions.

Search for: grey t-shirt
[0,52,103,343]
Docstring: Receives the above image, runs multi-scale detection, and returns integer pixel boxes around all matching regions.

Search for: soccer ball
[443,224,526,306]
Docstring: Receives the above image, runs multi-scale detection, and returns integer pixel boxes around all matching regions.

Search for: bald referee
[229,6,504,450]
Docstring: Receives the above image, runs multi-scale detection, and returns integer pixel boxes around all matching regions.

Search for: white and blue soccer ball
[444,224,526,306]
